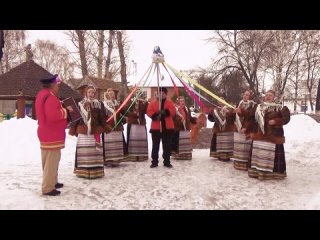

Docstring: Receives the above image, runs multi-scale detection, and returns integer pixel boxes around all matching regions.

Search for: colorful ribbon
[165,63,235,109]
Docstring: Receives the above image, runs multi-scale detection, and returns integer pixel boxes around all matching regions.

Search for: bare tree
[216,70,248,105]
[269,30,302,101]
[97,30,105,78]
[64,30,130,87]
[0,30,26,74]
[33,40,75,80]
[287,47,305,112]
[66,30,122,80]
[87,30,106,78]
[207,30,276,98]
[302,30,320,111]
[0,30,4,62]
[116,30,130,99]
[76,30,88,77]
[105,30,115,79]
[316,76,320,114]
[65,30,89,78]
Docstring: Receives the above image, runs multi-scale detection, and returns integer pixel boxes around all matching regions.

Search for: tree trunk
[0,61,3,74]
[0,30,4,62]
[116,31,128,99]
[5,51,10,72]
[316,78,320,114]
[4,30,9,71]
[309,92,314,111]
[105,30,114,79]
[294,86,298,112]
[97,30,104,79]
[75,30,88,77]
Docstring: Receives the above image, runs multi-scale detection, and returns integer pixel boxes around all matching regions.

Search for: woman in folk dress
[102,88,127,166]
[172,96,197,160]
[125,92,149,162]
[69,85,111,179]
[248,90,290,180]
[231,90,257,170]
[208,100,237,161]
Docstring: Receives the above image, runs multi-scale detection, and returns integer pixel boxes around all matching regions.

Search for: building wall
[0,100,16,115]
[283,97,317,113]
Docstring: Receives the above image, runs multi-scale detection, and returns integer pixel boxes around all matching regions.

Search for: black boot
[164,163,173,168]
[43,189,61,196]
[55,183,64,189]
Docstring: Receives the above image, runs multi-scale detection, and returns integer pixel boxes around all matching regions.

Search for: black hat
[40,74,61,84]
[159,87,168,94]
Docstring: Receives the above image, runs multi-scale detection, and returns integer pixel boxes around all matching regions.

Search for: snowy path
[0,115,320,209]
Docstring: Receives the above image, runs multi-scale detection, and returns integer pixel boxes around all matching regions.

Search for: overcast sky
[26,30,217,82]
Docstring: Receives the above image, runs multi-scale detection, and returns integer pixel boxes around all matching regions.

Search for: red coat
[35,89,68,150]
[147,98,176,131]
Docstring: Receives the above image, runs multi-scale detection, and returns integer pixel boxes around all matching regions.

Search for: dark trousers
[122,132,128,155]
[151,131,173,165]
[171,130,179,153]
[126,124,132,154]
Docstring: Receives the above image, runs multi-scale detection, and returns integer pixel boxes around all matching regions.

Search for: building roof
[68,76,123,91]
[0,60,81,100]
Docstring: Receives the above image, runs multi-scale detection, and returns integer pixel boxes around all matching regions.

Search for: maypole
[152,46,165,133]
[106,63,153,123]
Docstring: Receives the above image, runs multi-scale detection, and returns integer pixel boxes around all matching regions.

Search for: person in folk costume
[35,74,71,196]
[125,90,149,162]
[102,88,127,166]
[172,96,197,160]
[208,99,237,161]
[147,87,176,168]
[247,89,290,180]
[69,85,111,179]
[190,109,207,145]
[207,102,223,159]
[170,97,180,156]
[231,90,257,170]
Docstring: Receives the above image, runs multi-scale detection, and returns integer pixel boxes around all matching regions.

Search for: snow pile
[0,117,40,164]
[284,114,320,141]
[0,117,77,165]
[284,114,320,166]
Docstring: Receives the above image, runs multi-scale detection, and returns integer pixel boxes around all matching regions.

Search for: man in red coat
[35,74,72,196]
[147,87,176,168]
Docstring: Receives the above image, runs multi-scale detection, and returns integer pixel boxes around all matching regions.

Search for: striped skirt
[210,134,219,159]
[216,132,234,161]
[231,132,252,171]
[175,131,192,160]
[127,124,148,162]
[248,141,287,180]
[103,131,126,165]
[74,134,104,179]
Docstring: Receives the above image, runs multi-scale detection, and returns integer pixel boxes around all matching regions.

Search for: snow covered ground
[0,114,320,210]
